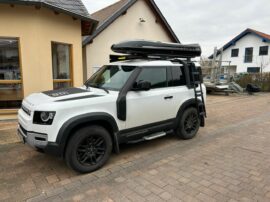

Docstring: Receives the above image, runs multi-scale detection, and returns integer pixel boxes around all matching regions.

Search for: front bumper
[17,125,62,157]
[18,125,48,149]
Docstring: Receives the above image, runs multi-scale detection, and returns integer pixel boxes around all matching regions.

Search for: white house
[82,0,179,81]
[210,28,270,74]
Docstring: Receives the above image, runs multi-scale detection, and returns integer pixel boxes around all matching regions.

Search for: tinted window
[169,66,186,86]
[136,67,167,89]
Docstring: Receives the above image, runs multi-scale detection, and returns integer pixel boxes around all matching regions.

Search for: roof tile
[249,28,270,41]
[83,0,180,45]
[92,0,129,27]
[4,0,92,20]
[1,0,98,35]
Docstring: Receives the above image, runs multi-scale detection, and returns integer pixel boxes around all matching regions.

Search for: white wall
[84,0,174,80]
[220,34,270,73]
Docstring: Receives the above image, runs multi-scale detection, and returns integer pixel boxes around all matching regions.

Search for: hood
[23,87,105,107]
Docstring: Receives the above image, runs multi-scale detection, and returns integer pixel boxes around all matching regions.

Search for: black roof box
[111,40,201,58]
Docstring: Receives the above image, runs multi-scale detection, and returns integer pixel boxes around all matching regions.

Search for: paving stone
[64,180,82,190]
[199,179,212,187]
[26,194,47,202]
[196,192,216,202]
[45,187,65,197]
[72,194,85,201]
[114,176,126,183]
[148,169,159,175]
[46,175,59,184]
[1,94,270,201]
[0,189,10,201]
[126,192,146,202]
[210,184,229,195]
[159,191,172,200]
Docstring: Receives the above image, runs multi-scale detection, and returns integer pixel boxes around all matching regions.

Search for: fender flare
[174,98,204,128]
[56,112,120,157]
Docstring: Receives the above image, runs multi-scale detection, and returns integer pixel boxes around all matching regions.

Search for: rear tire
[176,107,200,140]
[65,125,112,173]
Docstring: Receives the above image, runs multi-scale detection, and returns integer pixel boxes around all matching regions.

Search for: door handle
[164,96,173,100]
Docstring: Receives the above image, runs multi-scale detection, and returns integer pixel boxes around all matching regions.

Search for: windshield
[85,65,136,91]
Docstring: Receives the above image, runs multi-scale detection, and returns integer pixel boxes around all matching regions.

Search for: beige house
[83,0,180,80]
[0,0,97,118]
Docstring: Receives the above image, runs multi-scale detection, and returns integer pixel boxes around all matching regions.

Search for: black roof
[1,0,98,35]
[83,0,180,46]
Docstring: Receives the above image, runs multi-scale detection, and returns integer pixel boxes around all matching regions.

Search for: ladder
[192,70,207,120]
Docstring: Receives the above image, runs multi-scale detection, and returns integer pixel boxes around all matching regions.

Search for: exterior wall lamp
[139,18,146,23]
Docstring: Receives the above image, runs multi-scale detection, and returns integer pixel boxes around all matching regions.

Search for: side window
[52,42,72,90]
[231,49,239,57]
[136,67,167,89]
[168,66,186,86]
[244,47,253,63]
[259,46,268,56]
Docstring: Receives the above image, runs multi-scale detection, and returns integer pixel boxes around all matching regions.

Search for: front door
[125,65,189,129]
[125,66,172,129]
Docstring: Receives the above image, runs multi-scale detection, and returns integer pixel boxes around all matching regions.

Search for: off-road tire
[65,125,112,173]
[176,107,200,140]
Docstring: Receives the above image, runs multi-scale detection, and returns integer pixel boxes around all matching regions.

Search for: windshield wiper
[85,82,91,90]
[88,84,109,94]
[98,87,110,94]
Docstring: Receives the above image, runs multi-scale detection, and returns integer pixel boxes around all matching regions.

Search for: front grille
[22,105,31,116]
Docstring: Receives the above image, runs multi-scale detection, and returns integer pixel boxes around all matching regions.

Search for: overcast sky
[82,0,270,57]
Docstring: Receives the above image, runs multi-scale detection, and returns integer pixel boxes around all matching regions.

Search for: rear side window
[136,67,167,89]
[168,66,186,86]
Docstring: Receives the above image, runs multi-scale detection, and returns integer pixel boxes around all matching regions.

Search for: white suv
[18,41,206,173]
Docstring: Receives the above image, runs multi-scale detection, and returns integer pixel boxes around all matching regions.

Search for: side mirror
[133,81,151,91]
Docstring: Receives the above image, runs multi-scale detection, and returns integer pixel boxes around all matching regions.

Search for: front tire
[176,107,200,140]
[65,125,112,173]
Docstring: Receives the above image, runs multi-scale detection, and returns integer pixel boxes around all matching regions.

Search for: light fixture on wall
[139,18,146,23]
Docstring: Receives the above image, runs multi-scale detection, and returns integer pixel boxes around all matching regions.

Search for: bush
[235,73,270,92]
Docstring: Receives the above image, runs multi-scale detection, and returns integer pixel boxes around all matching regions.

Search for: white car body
[18,59,206,157]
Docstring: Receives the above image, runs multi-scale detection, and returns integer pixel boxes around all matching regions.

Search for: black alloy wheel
[76,135,106,166]
[176,107,200,140]
[183,111,199,134]
[65,125,112,173]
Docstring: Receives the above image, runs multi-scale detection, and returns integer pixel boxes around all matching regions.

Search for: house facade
[0,0,97,116]
[83,0,180,81]
[211,29,270,74]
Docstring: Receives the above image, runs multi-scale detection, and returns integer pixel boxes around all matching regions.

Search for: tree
[256,55,270,83]
[199,56,213,77]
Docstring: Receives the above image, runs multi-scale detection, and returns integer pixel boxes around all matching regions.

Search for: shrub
[235,73,270,92]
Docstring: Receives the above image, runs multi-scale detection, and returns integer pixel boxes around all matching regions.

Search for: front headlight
[33,111,56,125]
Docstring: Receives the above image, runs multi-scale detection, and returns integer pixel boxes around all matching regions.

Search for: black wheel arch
[56,112,120,158]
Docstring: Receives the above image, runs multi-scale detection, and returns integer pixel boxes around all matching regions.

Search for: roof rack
[110,40,201,62]
[109,54,187,63]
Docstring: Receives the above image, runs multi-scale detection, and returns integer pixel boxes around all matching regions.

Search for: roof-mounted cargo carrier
[110,40,201,62]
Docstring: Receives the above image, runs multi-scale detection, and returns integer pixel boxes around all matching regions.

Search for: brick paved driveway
[1,94,270,202]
